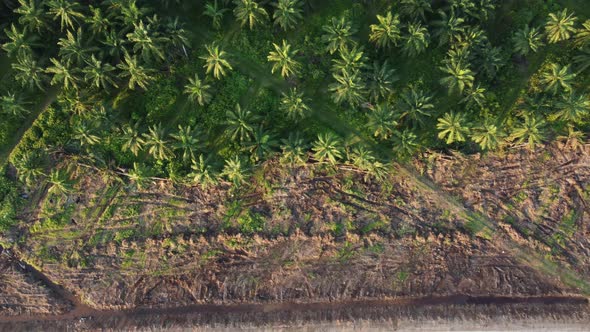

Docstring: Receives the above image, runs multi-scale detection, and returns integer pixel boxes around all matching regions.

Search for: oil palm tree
[312,132,343,165]
[369,12,401,49]
[328,69,366,107]
[272,0,303,31]
[575,20,590,48]
[439,60,474,95]
[86,5,110,36]
[127,162,152,190]
[226,103,259,142]
[221,155,248,185]
[101,29,127,59]
[436,111,470,144]
[190,154,218,188]
[349,145,376,171]
[392,129,419,160]
[280,88,310,120]
[432,9,465,47]
[204,1,228,29]
[13,150,46,187]
[470,120,503,151]
[171,125,202,163]
[184,74,212,106]
[233,0,268,30]
[459,84,487,110]
[14,0,48,33]
[539,63,575,95]
[58,28,97,65]
[12,52,45,90]
[126,20,167,63]
[367,60,397,102]
[545,9,578,44]
[512,25,544,56]
[2,24,34,57]
[47,169,74,196]
[200,43,233,79]
[402,21,430,57]
[73,121,101,147]
[245,125,278,162]
[267,40,301,78]
[510,114,547,150]
[83,54,118,90]
[0,92,29,118]
[321,16,357,54]
[331,45,367,73]
[397,86,434,127]
[400,0,432,21]
[280,132,308,166]
[46,57,79,90]
[143,123,174,161]
[367,103,397,140]
[117,52,155,90]
[47,0,85,31]
[165,17,189,51]
[120,121,144,157]
[551,92,590,123]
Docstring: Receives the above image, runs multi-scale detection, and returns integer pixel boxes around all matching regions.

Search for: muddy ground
[2,143,590,328]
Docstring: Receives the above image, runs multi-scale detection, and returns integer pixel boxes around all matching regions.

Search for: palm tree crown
[545,9,578,44]
[267,40,301,78]
[200,43,233,80]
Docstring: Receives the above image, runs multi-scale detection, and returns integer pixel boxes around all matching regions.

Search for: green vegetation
[0,1,589,279]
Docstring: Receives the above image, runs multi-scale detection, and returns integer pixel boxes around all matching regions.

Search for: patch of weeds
[397,270,409,282]
[513,191,528,204]
[114,228,136,244]
[360,219,388,234]
[366,243,384,254]
[559,209,578,238]
[395,223,416,237]
[336,241,356,262]
[237,210,266,235]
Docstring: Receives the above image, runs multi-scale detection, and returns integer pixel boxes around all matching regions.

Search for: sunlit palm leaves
[47,169,74,196]
[545,9,577,44]
[402,21,430,57]
[245,125,278,162]
[280,88,310,120]
[170,125,202,163]
[439,60,474,95]
[233,0,268,30]
[184,74,212,106]
[312,132,343,165]
[460,84,487,110]
[321,16,357,55]
[120,122,144,157]
[143,123,173,161]
[83,54,118,90]
[14,0,48,33]
[127,162,152,190]
[436,111,470,144]
[13,150,46,187]
[126,20,167,63]
[116,52,154,90]
[86,5,110,36]
[551,92,590,123]
[539,63,575,95]
[47,0,85,31]
[369,12,401,49]
[575,20,590,48]
[432,9,465,47]
[400,0,432,21]
[73,120,101,147]
[2,24,34,57]
[331,45,367,73]
[190,154,218,188]
[510,114,547,150]
[267,40,300,78]
[328,69,366,107]
[226,103,259,142]
[470,120,503,151]
[397,87,434,127]
[392,129,419,159]
[0,92,29,118]
[367,60,397,102]
[46,57,79,90]
[221,156,248,185]
[200,43,233,79]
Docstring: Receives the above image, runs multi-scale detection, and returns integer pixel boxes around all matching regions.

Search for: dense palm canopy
[117,52,154,90]
[401,21,430,57]
[329,69,366,107]
[367,103,397,140]
[510,114,547,150]
[439,60,474,95]
[397,87,434,127]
